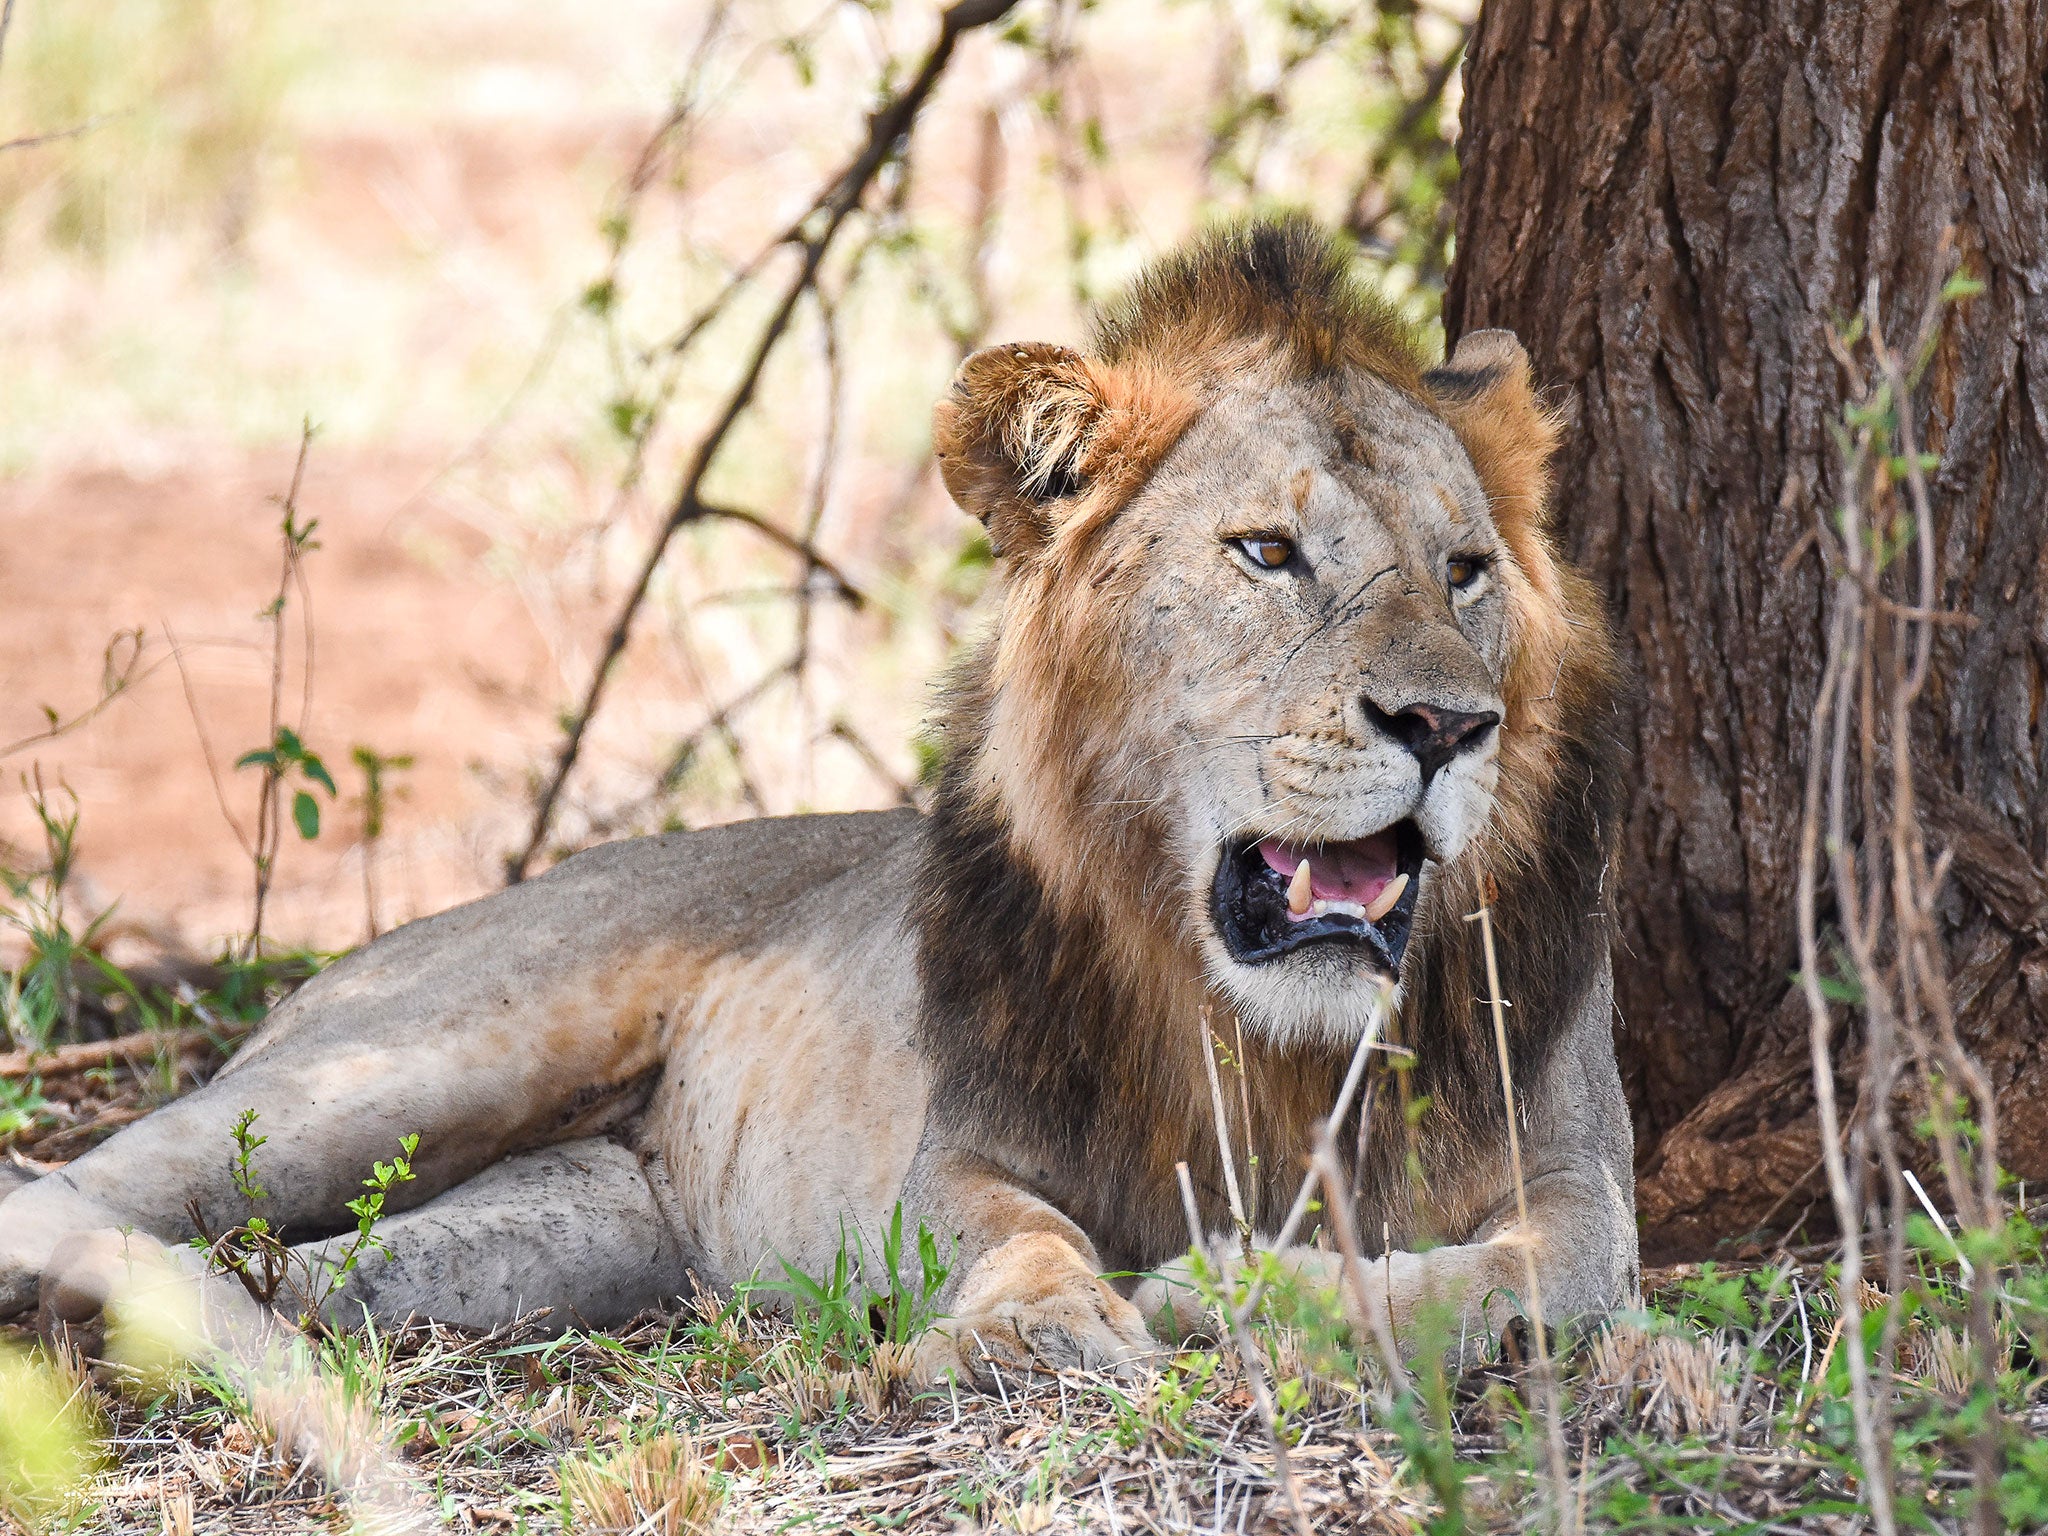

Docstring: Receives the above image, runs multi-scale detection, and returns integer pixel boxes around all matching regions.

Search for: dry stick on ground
[507,0,1021,882]
[0,1022,248,1080]
[1467,904,1575,1534]
[1174,1160,1315,1536]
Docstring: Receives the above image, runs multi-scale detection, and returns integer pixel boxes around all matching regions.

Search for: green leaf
[300,754,337,796]
[235,749,279,771]
[276,726,304,758]
[292,792,320,840]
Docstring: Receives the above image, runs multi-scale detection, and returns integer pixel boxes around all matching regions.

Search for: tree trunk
[1445,0,2048,1258]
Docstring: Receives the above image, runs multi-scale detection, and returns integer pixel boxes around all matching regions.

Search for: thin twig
[0,631,160,763]
[1308,1125,1410,1397]
[1198,1002,1252,1251]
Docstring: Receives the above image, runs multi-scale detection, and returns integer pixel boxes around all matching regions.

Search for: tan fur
[0,221,1635,1384]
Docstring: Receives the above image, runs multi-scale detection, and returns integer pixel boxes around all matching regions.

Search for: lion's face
[1091,372,1510,1038]
[935,272,1564,1051]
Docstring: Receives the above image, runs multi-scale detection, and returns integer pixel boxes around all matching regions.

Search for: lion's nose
[1365,699,1501,785]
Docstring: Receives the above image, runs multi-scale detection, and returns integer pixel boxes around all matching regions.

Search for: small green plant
[1105,1348,1219,1454]
[235,726,336,845]
[194,1111,419,1333]
[328,1131,420,1295]
[746,1203,953,1369]
[0,1078,50,1141]
[228,1106,269,1204]
[1,775,156,1055]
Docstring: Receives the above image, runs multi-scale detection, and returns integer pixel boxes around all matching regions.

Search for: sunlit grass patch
[0,1341,105,1531]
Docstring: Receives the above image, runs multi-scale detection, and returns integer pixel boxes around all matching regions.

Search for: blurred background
[0,0,1469,961]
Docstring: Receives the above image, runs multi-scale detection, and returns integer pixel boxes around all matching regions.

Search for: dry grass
[558,1431,724,1536]
[5,1252,2043,1534]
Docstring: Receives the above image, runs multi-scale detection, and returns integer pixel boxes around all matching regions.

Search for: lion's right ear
[933,342,1107,555]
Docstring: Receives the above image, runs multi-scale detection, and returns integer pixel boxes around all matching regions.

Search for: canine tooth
[1286,857,1313,916]
[1365,872,1409,924]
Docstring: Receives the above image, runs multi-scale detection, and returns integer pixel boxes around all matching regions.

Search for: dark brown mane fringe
[1090,215,1427,390]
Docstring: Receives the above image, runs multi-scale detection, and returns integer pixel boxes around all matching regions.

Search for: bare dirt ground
[0,448,575,951]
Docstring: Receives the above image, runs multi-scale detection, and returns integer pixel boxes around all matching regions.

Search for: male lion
[0,219,1636,1380]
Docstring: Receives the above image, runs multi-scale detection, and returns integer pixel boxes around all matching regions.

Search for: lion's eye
[1233,535,1296,571]
[1447,555,1489,593]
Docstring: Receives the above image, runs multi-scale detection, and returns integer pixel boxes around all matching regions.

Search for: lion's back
[221,809,924,1073]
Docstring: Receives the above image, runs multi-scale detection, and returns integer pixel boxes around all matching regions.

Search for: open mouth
[1211,821,1425,971]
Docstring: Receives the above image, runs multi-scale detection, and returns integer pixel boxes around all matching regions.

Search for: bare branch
[508,0,1022,882]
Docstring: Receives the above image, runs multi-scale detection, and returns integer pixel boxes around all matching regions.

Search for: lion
[0,218,1636,1382]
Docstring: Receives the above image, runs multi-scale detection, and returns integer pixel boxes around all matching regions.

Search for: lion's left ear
[1424,329,1561,541]
[933,342,1108,556]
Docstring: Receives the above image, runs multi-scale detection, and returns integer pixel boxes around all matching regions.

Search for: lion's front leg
[902,1150,1156,1388]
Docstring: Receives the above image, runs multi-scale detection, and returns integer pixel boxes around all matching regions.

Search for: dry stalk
[0,630,157,765]
[1308,1124,1410,1399]
[1174,1160,1314,1536]
[558,1430,724,1536]
[242,425,319,962]
[1229,982,1390,1324]
[1467,903,1574,1534]
[1198,1001,1252,1253]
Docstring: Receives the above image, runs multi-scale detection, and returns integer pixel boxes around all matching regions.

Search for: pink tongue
[1259,832,1400,906]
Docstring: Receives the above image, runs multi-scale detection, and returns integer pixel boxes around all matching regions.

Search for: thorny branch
[507,0,1022,881]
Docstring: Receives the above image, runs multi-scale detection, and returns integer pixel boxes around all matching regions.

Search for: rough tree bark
[1446,0,2048,1257]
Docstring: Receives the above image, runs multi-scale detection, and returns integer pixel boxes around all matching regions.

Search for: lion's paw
[909,1233,1159,1389]
[35,1228,264,1379]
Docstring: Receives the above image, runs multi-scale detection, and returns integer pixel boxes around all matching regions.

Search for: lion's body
[1,221,1639,1376]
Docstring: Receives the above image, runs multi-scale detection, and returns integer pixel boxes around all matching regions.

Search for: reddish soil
[0,449,566,955]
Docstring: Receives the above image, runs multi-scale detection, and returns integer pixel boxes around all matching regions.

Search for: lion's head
[928,218,1616,1059]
